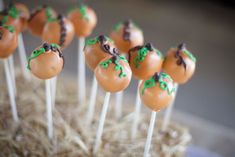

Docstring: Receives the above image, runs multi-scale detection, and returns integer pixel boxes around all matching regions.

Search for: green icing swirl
[141,73,175,95]
[133,47,149,68]
[27,44,60,70]
[85,36,113,46]
[182,49,196,63]
[99,55,127,78]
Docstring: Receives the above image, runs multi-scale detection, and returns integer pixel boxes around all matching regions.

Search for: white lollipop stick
[45,79,53,139]
[131,80,142,139]
[161,84,178,131]
[51,76,57,109]
[115,91,123,119]
[86,75,98,127]
[18,33,31,81]
[3,59,19,122]
[93,92,111,154]
[8,55,17,96]
[78,37,86,105]
[144,111,157,157]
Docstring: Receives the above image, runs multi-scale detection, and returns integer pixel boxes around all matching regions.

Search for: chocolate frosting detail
[98,35,119,56]
[175,43,187,70]
[58,14,66,47]
[28,5,47,22]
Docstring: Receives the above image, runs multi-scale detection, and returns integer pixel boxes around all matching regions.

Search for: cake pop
[110,20,144,53]
[42,14,75,49]
[27,43,64,79]
[139,72,175,111]
[140,72,175,157]
[84,35,117,70]
[163,43,196,84]
[67,5,97,37]
[15,3,30,31]
[0,25,18,58]
[28,5,56,37]
[0,4,22,33]
[95,54,132,93]
[128,43,164,80]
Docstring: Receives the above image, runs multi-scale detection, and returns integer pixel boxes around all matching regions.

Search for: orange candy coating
[163,44,196,84]
[0,26,18,58]
[67,5,97,37]
[139,72,175,112]
[84,35,117,71]
[27,43,64,80]
[110,20,144,53]
[15,3,30,31]
[42,15,75,50]
[128,43,164,80]
[95,55,132,93]
[28,6,56,37]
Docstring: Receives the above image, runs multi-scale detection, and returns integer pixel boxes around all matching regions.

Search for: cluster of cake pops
[0,1,197,156]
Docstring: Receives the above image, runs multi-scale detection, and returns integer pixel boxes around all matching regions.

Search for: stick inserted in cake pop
[93,54,132,154]
[128,43,164,139]
[68,5,97,105]
[0,24,19,122]
[27,43,64,139]
[84,35,116,125]
[161,43,196,131]
[140,72,176,157]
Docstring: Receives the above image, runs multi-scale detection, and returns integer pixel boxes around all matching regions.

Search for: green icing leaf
[27,47,46,70]
[99,55,128,78]
[153,48,164,59]
[133,47,149,68]
[141,72,175,95]
[51,43,61,49]
[114,22,122,31]
[1,16,8,25]
[85,38,99,45]
[45,7,56,22]
[8,5,19,18]
[183,49,196,63]
[79,5,89,21]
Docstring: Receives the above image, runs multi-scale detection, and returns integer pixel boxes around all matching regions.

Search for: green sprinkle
[99,55,128,78]
[183,49,196,63]
[141,72,175,95]
[27,47,46,70]
[133,47,149,68]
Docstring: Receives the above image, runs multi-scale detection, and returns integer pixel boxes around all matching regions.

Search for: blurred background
[2,0,235,156]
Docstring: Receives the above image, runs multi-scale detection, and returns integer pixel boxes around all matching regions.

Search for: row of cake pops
[0,2,196,156]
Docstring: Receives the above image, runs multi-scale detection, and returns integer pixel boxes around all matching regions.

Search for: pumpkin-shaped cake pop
[42,14,75,49]
[163,43,196,84]
[27,43,64,80]
[95,55,132,93]
[110,20,144,53]
[0,25,18,58]
[28,5,56,37]
[84,35,117,71]
[67,5,97,37]
[15,3,30,31]
[139,72,176,111]
[0,4,22,33]
[128,43,164,80]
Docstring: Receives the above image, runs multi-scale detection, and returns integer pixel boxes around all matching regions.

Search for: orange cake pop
[110,20,144,53]
[128,43,164,80]
[15,3,30,31]
[139,72,176,111]
[95,55,132,92]
[0,4,23,33]
[42,14,75,49]
[84,35,117,70]
[27,43,64,80]
[0,25,18,58]
[67,5,97,37]
[28,5,56,37]
[163,43,196,84]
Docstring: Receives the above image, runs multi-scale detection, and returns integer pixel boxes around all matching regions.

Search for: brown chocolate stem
[28,5,47,22]
[58,14,66,47]
[98,35,119,56]
[175,43,187,70]
[123,20,131,41]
